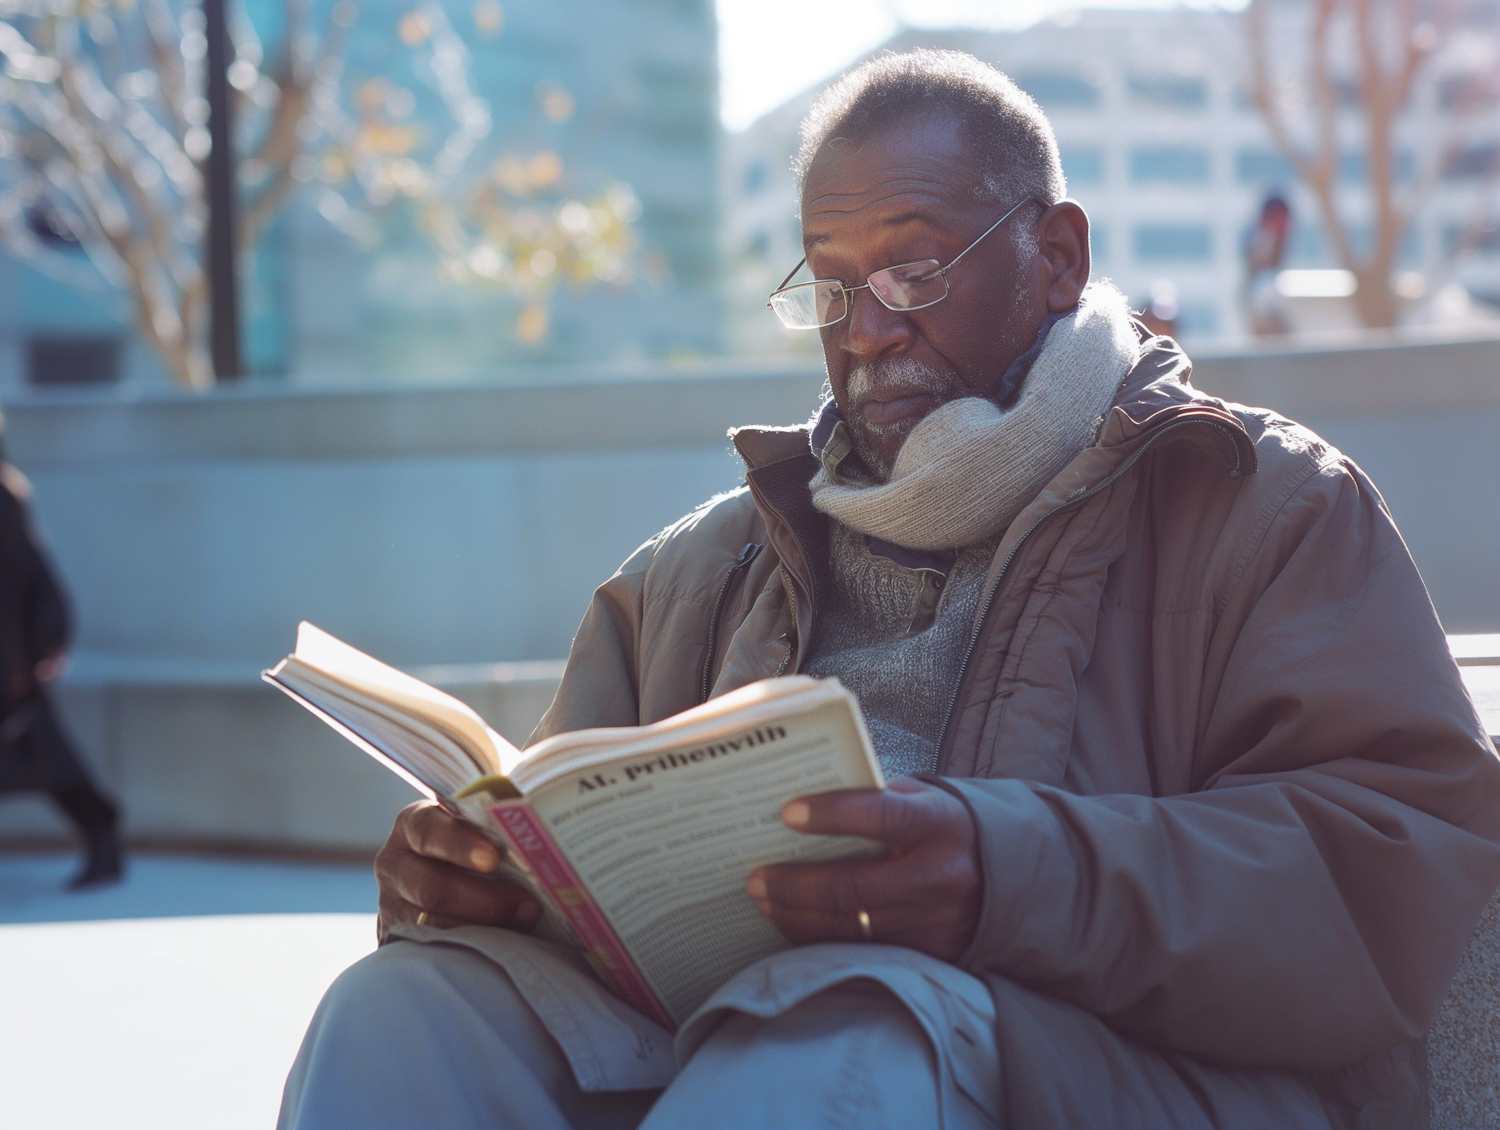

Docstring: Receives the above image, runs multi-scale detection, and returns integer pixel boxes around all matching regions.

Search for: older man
[279,51,1500,1130]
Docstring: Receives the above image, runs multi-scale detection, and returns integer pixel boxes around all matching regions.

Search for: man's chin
[845,421,915,481]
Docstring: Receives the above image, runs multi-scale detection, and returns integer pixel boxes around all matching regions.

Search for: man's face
[801,113,1051,476]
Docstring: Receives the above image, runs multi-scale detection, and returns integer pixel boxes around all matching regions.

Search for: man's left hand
[746,778,982,962]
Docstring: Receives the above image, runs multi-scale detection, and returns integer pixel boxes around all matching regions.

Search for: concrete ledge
[1191,328,1500,418]
[10,329,1500,469]
[2,361,826,467]
[0,665,564,853]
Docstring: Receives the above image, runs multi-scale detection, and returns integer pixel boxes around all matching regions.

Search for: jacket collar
[730,329,1255,476]
[728,331,1258,635]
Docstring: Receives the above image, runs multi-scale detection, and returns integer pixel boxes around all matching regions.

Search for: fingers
[378,869,540,930]
[748,850,979,960]
[375,801,540,933]
[398,801,502,872]
[750,847,974,918]
[749,781,982,961]
[780,778,954,851]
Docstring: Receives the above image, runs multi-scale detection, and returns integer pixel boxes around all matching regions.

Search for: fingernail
[746,874,766,900]
[470,844,500,871]
[516,900,540,924]
[782,801,809,828]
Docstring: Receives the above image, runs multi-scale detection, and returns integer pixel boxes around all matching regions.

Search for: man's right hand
[374,800,541,941]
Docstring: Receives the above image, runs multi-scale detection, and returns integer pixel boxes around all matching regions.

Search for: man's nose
[840,287,914,362]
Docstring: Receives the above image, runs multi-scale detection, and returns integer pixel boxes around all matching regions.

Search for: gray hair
[796,49,1067,255]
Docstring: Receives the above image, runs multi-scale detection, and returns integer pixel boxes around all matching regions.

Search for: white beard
[843,357,961,479]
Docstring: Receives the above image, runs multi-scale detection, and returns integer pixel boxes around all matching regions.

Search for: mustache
[846,357,959,410]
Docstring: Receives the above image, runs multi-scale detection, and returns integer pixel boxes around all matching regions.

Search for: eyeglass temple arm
[942,197,1037,273]
[773,258,807,294]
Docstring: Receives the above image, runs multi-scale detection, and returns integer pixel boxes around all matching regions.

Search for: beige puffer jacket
[532,334,1500,1126]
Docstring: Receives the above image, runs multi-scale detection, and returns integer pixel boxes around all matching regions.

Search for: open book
[264,622,885,1029]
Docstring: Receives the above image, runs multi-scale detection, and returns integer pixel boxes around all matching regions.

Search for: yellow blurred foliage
[397,9,431,45]
[472,0,503,36]
[537,81,575,123]
[528,151,562,189]
[515,304,548,343]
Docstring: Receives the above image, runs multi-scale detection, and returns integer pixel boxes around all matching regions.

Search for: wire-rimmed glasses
[766,196,1036,331]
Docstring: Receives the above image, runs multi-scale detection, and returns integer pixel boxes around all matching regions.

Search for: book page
[518,690,884,1026]
[268,660,481,798]
[512,676,834,791]
[290,622,518,775]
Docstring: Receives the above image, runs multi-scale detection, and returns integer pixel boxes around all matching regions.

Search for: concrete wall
[0,362,820,850]
[2,332,1497,850]
[1192,328,1500,632]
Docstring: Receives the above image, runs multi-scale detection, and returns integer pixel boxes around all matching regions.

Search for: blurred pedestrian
[0,440,122,889]
[1244,192,1292,335]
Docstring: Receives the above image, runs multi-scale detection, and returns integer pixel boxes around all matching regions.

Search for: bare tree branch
[1246,0,1492,328]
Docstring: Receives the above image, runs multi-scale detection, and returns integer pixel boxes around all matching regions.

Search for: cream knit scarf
[809,284,1140,552]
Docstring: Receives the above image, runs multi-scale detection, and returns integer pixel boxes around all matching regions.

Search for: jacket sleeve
[526,487,768,744]
[949,455,1500,1072]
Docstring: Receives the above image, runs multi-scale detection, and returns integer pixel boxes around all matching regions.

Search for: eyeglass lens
[769,261,949,330]
[769,281,846,329]
[869,261,946,308]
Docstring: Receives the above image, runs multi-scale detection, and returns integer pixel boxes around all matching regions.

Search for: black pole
[204,0,241,380]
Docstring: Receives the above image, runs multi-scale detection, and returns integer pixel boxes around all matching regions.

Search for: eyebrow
[802,210,949,250]
[878,210,936,228]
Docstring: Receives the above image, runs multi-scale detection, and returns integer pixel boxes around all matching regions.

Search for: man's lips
[858,391,940,427]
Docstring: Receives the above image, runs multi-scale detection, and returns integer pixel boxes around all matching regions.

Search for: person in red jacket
[0,455,122,888]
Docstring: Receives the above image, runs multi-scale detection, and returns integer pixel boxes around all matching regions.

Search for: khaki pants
[278,928,1329,1129]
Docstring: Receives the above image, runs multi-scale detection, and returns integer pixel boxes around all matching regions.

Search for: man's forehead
[800,115,983,239]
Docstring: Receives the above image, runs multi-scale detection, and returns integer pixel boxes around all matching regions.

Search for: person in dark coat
[0,455,122,888]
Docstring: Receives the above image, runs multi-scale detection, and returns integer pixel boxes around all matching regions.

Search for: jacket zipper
[775,567,799,676]
[931,418,1245,769]
[699,541,762,703]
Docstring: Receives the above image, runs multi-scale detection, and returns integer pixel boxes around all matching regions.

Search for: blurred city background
[4,0,1500,1124]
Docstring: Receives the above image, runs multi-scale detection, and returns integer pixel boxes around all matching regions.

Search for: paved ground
[0,851,379,1130]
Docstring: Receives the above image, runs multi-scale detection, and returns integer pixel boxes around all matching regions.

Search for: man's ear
[1034,201,1091,313]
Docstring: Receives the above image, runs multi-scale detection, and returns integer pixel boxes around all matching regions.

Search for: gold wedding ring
[416,910,430,927]
[857,909,874,941]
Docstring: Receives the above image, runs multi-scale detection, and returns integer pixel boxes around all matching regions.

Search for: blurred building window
[1287,222,1328,264]
[1236,148,1293,184]
[1438,75,1500,109]
[1134,224,1212,260]
[1127,76,1207,108]
[1444,144,1500,179]
[1017,72,1100,108]
[1061,147,1105,184]
[244,214,290,376]
[1340,222,1422,263]
[1130,147,1210,184]
[1444,223,1500,254]
[25,336,122,385]
[743,160,767,197]
[1339,150,1416,183]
